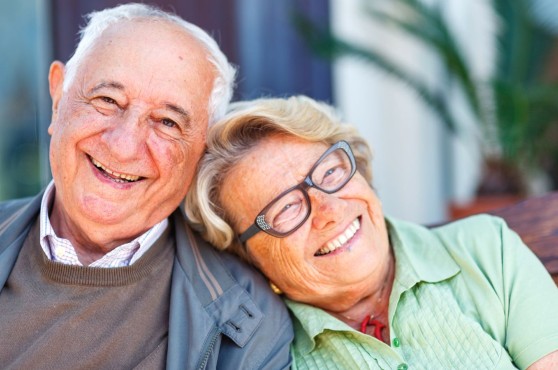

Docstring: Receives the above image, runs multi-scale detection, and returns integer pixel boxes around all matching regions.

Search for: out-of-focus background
[1,0,557,224]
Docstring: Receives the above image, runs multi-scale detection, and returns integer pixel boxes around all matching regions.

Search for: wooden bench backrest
[488,191,558,285]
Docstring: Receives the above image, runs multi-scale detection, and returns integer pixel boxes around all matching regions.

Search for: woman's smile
[315,217,361,256]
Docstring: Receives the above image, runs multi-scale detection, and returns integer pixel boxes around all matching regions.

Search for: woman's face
[220,135,391,312]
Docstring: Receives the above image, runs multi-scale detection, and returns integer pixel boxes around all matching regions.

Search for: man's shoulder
[0,196,39,226]
[0,196,34,213]
[0,193,43,268]
[171,211,289,311]
[217,247,267,284]
[198,241,294,368]
[170,213,293,368]
[185,222,285,305]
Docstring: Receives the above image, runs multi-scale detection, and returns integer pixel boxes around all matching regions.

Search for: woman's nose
[310,190,346,230]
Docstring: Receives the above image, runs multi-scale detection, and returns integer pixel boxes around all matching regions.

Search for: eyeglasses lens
[265,188,308,234]
[310,148,353,192]
[265,147,353,235]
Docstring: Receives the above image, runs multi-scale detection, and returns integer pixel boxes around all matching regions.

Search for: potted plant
[294,0,558,217]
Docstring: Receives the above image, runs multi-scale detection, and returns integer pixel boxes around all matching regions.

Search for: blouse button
[397,363,408,370]
[392,337,400,347]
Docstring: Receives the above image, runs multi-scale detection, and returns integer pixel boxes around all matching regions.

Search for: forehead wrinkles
[242,140,323,205]
[220,143,294,223]
[255,145,299,187]
[81,21,213,130]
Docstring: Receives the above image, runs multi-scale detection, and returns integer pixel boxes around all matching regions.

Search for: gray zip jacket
[0,192,293,369]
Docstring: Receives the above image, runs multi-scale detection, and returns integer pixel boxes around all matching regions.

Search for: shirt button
[392,337,400,347]
[397,364,408,370]
[54,245,65,256]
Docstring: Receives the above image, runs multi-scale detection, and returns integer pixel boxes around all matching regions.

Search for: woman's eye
[281,203,294,213]
[324,167,336,178]
[320,166,342,184]
[273,201,302,226]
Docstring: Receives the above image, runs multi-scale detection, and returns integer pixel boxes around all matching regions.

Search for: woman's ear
[269,281,283,295]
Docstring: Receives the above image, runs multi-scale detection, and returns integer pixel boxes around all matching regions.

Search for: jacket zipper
[197,327,220,370]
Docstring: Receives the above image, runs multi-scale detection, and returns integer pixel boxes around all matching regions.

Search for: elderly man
[0,3,292,369]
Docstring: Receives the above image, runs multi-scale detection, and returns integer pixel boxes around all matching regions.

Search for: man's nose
[102,111,147,161]
[310,190,345,230]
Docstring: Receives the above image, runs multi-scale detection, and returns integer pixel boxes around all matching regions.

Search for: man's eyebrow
[164,102,191,123]
[87,83,191,123]
[89,81,125,94]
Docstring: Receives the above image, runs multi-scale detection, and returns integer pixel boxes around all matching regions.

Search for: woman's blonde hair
[185,95,373,261]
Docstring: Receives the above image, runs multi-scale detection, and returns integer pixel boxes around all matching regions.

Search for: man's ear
[48,61,65,135]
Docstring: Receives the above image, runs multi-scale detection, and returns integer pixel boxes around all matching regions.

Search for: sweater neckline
[25,218,174,287]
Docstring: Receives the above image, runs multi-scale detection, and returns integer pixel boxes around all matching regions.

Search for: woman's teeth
[91,157,140,182]
[315,218,360,256]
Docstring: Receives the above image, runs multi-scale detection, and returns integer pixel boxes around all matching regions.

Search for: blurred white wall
[330,0,493,224]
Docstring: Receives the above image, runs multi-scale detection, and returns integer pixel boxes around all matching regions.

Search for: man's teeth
[91,157,140,182]
[316,218,360,256]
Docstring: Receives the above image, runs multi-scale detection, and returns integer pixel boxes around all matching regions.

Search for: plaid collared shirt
[39,181,168,267]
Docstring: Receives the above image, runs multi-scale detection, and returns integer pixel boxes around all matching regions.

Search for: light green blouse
[286,215,558,370]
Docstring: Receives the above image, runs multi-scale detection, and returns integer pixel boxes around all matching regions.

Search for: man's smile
[89,155,142,183]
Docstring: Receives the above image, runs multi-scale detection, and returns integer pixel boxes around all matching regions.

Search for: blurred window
[0,2,51,200]
[0,0,331,201]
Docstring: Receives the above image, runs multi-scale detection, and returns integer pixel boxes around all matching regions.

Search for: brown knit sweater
[0,218,175,369]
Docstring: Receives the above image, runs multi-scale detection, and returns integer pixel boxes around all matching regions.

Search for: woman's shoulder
[388,214,516,279]
[388,214,510,254]
[429,214,514,269]
[434,213,508,233]
[434,213,510,244]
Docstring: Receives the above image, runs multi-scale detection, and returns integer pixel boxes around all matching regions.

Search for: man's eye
[162,118,177,128]
[101,96,117,104]
[92,96,120,115]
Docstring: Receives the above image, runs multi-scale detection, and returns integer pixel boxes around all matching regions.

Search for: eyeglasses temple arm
[239,223,261,243]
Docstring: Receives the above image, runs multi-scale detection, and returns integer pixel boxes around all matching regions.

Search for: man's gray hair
[63,3,236,124]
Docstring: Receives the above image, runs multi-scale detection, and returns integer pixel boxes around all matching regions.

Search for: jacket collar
[0,192,43,290]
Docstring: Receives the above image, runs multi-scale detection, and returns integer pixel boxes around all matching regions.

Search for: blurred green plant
[294,0,558,194]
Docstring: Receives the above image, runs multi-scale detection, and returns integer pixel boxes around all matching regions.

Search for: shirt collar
[285,299,357,355]
[386,217,460,322]
[39,180,168,267]
[386,217,460,288]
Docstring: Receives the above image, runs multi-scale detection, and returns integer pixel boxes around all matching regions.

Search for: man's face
[48,20,216,247]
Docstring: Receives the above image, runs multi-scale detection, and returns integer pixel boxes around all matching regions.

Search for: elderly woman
[185,96,558,369]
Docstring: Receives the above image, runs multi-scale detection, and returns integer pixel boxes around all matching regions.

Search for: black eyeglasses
[239,140,357,243]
